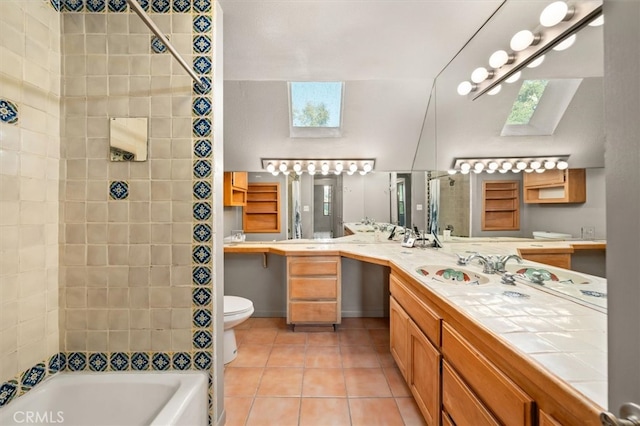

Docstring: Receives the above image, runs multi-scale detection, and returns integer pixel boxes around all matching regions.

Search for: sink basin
[504,264,590,285]
[415,265,490,285]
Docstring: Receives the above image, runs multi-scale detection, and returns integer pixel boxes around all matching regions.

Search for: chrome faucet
[466,254,495,274]
[494,254,523,273]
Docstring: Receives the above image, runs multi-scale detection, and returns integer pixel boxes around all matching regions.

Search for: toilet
[223,295,254,364]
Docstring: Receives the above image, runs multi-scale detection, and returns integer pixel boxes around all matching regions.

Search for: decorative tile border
[0,99,19,125]
[151,35,169,54]
[109,180,129,199]
[0,354,62,407]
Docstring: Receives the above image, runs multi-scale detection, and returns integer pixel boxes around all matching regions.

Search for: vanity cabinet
[223,171,248,206]
[287,256,341,327]
[523,168,586,203]
[389,274,441,426]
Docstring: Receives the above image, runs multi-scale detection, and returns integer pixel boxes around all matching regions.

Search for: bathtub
[0,372,208,426]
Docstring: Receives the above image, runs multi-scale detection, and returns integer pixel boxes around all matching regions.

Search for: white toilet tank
[532,231,572,240]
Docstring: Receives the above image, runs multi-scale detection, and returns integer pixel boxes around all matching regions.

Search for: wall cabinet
[223,172,248,206]
[523,168,586,203]
[287,256,341,327]
[481,181,520,231]
[243,183,281,233]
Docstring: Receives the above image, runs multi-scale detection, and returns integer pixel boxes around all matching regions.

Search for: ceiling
[220,0,605,172]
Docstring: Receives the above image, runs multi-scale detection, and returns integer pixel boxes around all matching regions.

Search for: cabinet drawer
[390,274,441,347]
[539,410,563,426]
[442,323,534,426]
[289,301,338,323]
[442,361,500,426]
[290,277,337,299]
[289,257,339,276]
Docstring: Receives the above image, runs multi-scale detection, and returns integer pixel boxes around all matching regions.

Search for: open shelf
[482,181,520,231]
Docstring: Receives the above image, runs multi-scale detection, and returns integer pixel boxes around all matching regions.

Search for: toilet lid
[224,296,253,315]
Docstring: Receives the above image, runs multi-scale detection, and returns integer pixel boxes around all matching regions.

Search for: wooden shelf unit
[481,181,520,231]
[523,168,586,204]
[243,182,281,233]
[223,172,248,206]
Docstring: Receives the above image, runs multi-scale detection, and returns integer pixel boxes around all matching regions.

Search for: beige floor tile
[302,368,347,397]
[348,397,404,426]
[340,345,380,368]
[267,345,306,367]
[305,346,342,368]
[340,317,366,329]
[224,367,264,397]
[275,330,307,345]
[363,317,390,329]
[384,366,411,397]
[245,397,300,426]
[224,397,253,426]
[339,329,373,346]
[396,397,428,425]
[299,398,351,426]
[369,328,391,346]
[247,317,288,329]
[344,368,392,397]
[241,328,278,345]
[231,344,272,367]
[257,367,303,397]
[307,331,339,346]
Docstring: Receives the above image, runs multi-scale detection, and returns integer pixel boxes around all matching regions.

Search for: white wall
[342,173,392,224]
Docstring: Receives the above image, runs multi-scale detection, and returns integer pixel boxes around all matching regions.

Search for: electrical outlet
[581,226,595,240]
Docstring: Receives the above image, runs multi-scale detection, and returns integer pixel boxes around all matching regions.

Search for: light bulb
[363,162,372,172]
[347,170,355,176]
[359,170,367,175]
[307,163,316,173]
[460,162,471,172]
[512,169,521,173]
[474,162,485,172]
[335,162,343,173]
[510,30,538,52]
[457,81,475,96]
[557,160,569,170]
[524,169,534,173]
[293,162,302,172]
[502,162,513,170]
[321,162,329,173]
[553,34,576,51]
[505,71,521,84]
[589,15,604,27]
[530,160,541,170]
[448,169,457,175]
[279,162,287,172]
[283,170,290,175]
[349,163,357,172]
[535,169,545,173]
[488,161,499,170]
[486,169,495,174]
[334,170,341,175]
[460,169,470,175]
[296,170,303,176]
[322,170,328,175]
[544,160,556,169]
[516,161,527,170]
[489,50,511,69]
[498,169,508,174]
[473,169,482,174]
[527,55,545,68]
[271,171,279,176]
[471,67,490,84]
[266,162,275,173]
[540,1,571,27]
[488,85,502,96]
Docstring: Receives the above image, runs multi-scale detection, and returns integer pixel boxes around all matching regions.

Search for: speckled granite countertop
[224,233,608,408]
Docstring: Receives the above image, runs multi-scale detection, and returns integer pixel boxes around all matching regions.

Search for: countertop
[224,232,608,409]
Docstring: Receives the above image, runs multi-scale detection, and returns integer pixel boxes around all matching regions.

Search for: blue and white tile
[192,266,212,285]
[172,352,192,370]
[192,97,212,116]
[193,351,212,370]
[89,353,108,371]
[151,36,168,54]
[48,353,62,374]
[108,0,127,12]
[131,352,150,370]
[193,330,213,349]
[86,0,106,12]
[194,140,212,158]
[49,0,62,11]
[193,223,212,242]
[152,353,171,371]
[151,0,170,13]
[192,202,212,221]
[67,352,87,371]
[192,245,212,264]
[135,0,149,10]
[193,160,212,179]
[193,181,212,199]
[109,181,129,200]
[192,287,212,306]
[0,381,18,407]
[193,308,212,328]
[193,35,212,54]
[192,0,210,13]
[192,118,211,137]
[20,364,46,389]
[64,0,84,12]
[194,77,212,95]
[193,56,212,75]
[172,0,190,13]
[0,99,19,125]
[110,352,130,371]
[193,15,212,34]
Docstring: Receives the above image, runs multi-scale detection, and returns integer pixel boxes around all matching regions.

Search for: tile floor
[224,317,426,426]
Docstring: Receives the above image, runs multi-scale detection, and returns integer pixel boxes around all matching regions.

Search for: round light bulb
[321,162,329,173]
[516,161,528,170]
[498,169,508,174]
[540,1,570,27]
[335,162,343,173]
[502,162,513,171]
[486,169,495,174]
[511,30,537,52]
[296,170,303,176]
[535,169,546,173]
[512,169,521,173]
[283,170,290,175]
[334,170,341,175]
[530,160,541,170]
[448,169,457,175]
[321,170,328,175]
[489,50,511,69]
[589,15,604,27]
[359,170,367,176]
[457,81,474,96]
[527,55,545,68]
[487,85,502,96]
[279,163,287,172]
[488,161,499,170]
[544,160,556,169]
[293,163,302,172]
[557,160,569,170]
[553,34,576,51]
[473,169,482,174]
[524,169,534,173]
[460,162,471,172]
[471,67,490,84]
[266,162,275,173]
[505,71,522,84]
[474,162,485,172]
[308,170,316,175]
[460,169,470,175]
[347,170,354,176]
[307,163,316,173]
[271,171,279,176]
[363,162,372,173]
[349,163,357,172]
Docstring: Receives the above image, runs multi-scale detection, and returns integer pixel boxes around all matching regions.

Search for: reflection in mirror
[109,117,148,161]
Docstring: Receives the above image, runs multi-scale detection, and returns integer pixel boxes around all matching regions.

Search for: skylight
[289,82,343,138]
[506,79,549,125]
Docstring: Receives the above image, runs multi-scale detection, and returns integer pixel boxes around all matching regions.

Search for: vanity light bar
[449,156,569,174]
[261,159,375,176]
[457,0,602,100]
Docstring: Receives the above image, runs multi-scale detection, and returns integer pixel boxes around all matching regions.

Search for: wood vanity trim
[224,244,604,425]
[571,243,606,251]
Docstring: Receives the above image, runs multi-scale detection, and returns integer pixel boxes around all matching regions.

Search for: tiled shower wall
[59,10,197,355]
[435,173,470,237]
[0,0,61,385]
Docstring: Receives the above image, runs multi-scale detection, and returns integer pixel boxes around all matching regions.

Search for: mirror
[109,117,148,161]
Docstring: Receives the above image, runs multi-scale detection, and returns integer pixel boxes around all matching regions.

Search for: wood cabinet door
[442,361,500,426]
[231,171,248,190]
[523,169,565,187]
[389,296,409,380]
[407,319,441,426]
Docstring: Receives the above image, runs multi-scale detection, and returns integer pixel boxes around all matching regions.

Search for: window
[506,79,549,125]
[323,185,332,216]
[289,82,344,137]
